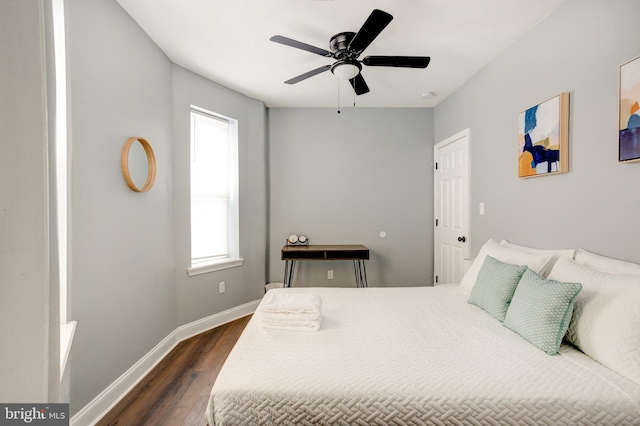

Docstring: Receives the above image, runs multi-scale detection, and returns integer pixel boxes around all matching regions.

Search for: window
[53,0,76,379]
[188,107,242,275]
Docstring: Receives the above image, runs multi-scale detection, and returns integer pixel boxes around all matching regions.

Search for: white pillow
[574,248,640,275]
[547,257,640,385]
[500,240,575,277]
[459,239,552,294]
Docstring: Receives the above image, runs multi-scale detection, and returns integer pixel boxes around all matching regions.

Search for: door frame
[433,128,471,284]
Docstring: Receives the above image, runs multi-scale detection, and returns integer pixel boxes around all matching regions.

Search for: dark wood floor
[97,315,251,426]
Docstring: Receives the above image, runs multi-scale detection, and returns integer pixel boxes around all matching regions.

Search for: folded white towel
[260,292,323,331]
[262,310,321,323]
[261,317,322,332]
[262,292,322,314]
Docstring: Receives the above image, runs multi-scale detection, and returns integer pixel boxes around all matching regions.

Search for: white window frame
[53,0,77,380]
[187,106,242,276]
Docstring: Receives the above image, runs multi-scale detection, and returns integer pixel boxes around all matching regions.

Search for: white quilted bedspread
[206,286,640,425]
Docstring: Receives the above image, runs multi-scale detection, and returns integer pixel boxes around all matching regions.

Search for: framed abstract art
[517,92,569,178]
[619,55,640,163]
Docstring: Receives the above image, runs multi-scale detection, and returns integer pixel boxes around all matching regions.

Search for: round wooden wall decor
[121,137,157,192]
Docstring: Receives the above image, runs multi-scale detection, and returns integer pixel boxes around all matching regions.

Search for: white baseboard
[70,299,261,426]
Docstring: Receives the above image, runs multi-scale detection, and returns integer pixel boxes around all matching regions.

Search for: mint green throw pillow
[503,269,582,355]
[467,255,527,321]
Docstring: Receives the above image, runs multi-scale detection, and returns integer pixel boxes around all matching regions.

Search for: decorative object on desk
[517,93,569,178]
[286,234,309,246]
[121,137,156,192]
[619,54,640,163]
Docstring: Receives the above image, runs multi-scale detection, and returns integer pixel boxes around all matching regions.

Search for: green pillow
[467,255,527,321]
[503,269,582,355]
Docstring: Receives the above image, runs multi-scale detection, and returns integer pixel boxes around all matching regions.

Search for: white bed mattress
[206,285,640,425]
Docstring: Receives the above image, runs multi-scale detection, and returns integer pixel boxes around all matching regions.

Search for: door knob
[458,236,466,242]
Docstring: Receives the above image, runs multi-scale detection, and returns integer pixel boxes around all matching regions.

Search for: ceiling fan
[270,9,431,95]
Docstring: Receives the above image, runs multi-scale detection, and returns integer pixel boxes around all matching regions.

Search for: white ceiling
[116,0,565,108]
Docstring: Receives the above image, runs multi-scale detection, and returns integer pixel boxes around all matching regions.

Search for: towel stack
[261,291,322,332]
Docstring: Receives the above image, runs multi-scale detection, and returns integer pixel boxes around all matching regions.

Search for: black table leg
[353,260,368,288]
[360,260,368,287]
[284,260,296,287]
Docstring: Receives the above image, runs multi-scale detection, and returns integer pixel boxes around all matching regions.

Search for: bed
[206,241,640,425]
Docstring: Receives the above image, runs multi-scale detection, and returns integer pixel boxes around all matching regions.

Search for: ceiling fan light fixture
[271,9,430,96]
[331,61,361,79]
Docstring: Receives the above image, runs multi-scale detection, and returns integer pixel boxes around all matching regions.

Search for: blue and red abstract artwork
[619,56,640,162]
[518,93,569,177]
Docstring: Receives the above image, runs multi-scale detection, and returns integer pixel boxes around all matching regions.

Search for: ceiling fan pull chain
[337,79,341,114]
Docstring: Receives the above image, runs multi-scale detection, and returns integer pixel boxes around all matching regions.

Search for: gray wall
[66,0,175,413]
[0,0,60,402]
[269,108,433,287]
[65,0,268,413]
[435,0,640,263]
[172,65,267,326]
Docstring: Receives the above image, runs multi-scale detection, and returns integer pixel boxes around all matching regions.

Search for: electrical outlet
[219,281,226,293]
[328,270,333,279]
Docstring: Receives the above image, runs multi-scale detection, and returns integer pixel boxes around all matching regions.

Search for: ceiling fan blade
[270,35,333,58]
[363,56,431,68]
[284,65,332,84]
[347,9,393,54]
[349,74,370,95]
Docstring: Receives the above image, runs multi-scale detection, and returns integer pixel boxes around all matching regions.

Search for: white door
[434,129,470,285]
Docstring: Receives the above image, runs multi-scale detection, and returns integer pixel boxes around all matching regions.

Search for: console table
[281,244,370,288]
